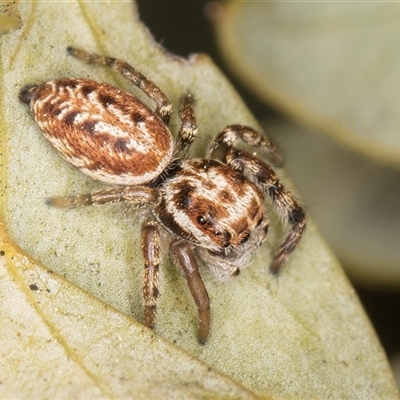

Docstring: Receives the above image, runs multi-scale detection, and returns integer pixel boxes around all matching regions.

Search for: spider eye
[196,216,207,225]
[239,232,250,244]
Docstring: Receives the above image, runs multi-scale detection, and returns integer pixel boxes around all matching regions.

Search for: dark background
[136,0,400,363]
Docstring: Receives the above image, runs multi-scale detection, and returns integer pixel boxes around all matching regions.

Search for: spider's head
[155,159,266,250]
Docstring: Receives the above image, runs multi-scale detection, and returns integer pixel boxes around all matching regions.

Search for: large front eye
[239,232,250,244]
[196,216,207,225]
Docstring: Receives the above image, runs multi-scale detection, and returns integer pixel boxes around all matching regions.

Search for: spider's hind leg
[67,47,172,123]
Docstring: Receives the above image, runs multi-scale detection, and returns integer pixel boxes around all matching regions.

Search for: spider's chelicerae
[19,47,306,343]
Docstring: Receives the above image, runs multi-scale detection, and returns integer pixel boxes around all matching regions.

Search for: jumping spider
[19,47,306,343]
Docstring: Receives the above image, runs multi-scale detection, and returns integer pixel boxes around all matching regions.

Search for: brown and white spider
[19,47,306,343]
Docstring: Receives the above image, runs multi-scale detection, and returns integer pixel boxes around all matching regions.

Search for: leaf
[0,1,21,35]
[0,1,398,399]
[213,2,400,287]
[0,223,263,400]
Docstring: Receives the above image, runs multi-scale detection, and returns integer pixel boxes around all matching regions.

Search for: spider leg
[177,94,198,156]
[141,221,160,329]
[208,124,283,167]
[226,148,306,274]
[47,186,160,209]
[67,47,172,123]
[170,239,210,343]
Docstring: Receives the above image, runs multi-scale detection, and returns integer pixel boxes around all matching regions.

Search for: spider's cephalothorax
[19,47,306,343]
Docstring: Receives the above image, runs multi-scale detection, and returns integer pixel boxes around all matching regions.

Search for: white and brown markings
[20,47,306,343]
[25,78,173,185]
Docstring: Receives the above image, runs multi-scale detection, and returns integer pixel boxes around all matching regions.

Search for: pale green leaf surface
[0,1,21,35]
[214,2,400,168]
[0,225,262,400]
[213,2,400,287]
[0,1,398,399]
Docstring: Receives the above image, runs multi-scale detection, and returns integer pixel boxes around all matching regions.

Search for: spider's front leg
[177,94,198,156]
[226,148,306,274]
[170,239,210,343]
[208,124,283,167]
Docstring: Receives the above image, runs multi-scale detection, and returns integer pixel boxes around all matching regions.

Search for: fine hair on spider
[19,46,306,343]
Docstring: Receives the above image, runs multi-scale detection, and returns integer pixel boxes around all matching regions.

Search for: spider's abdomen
[20,78,174,185]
